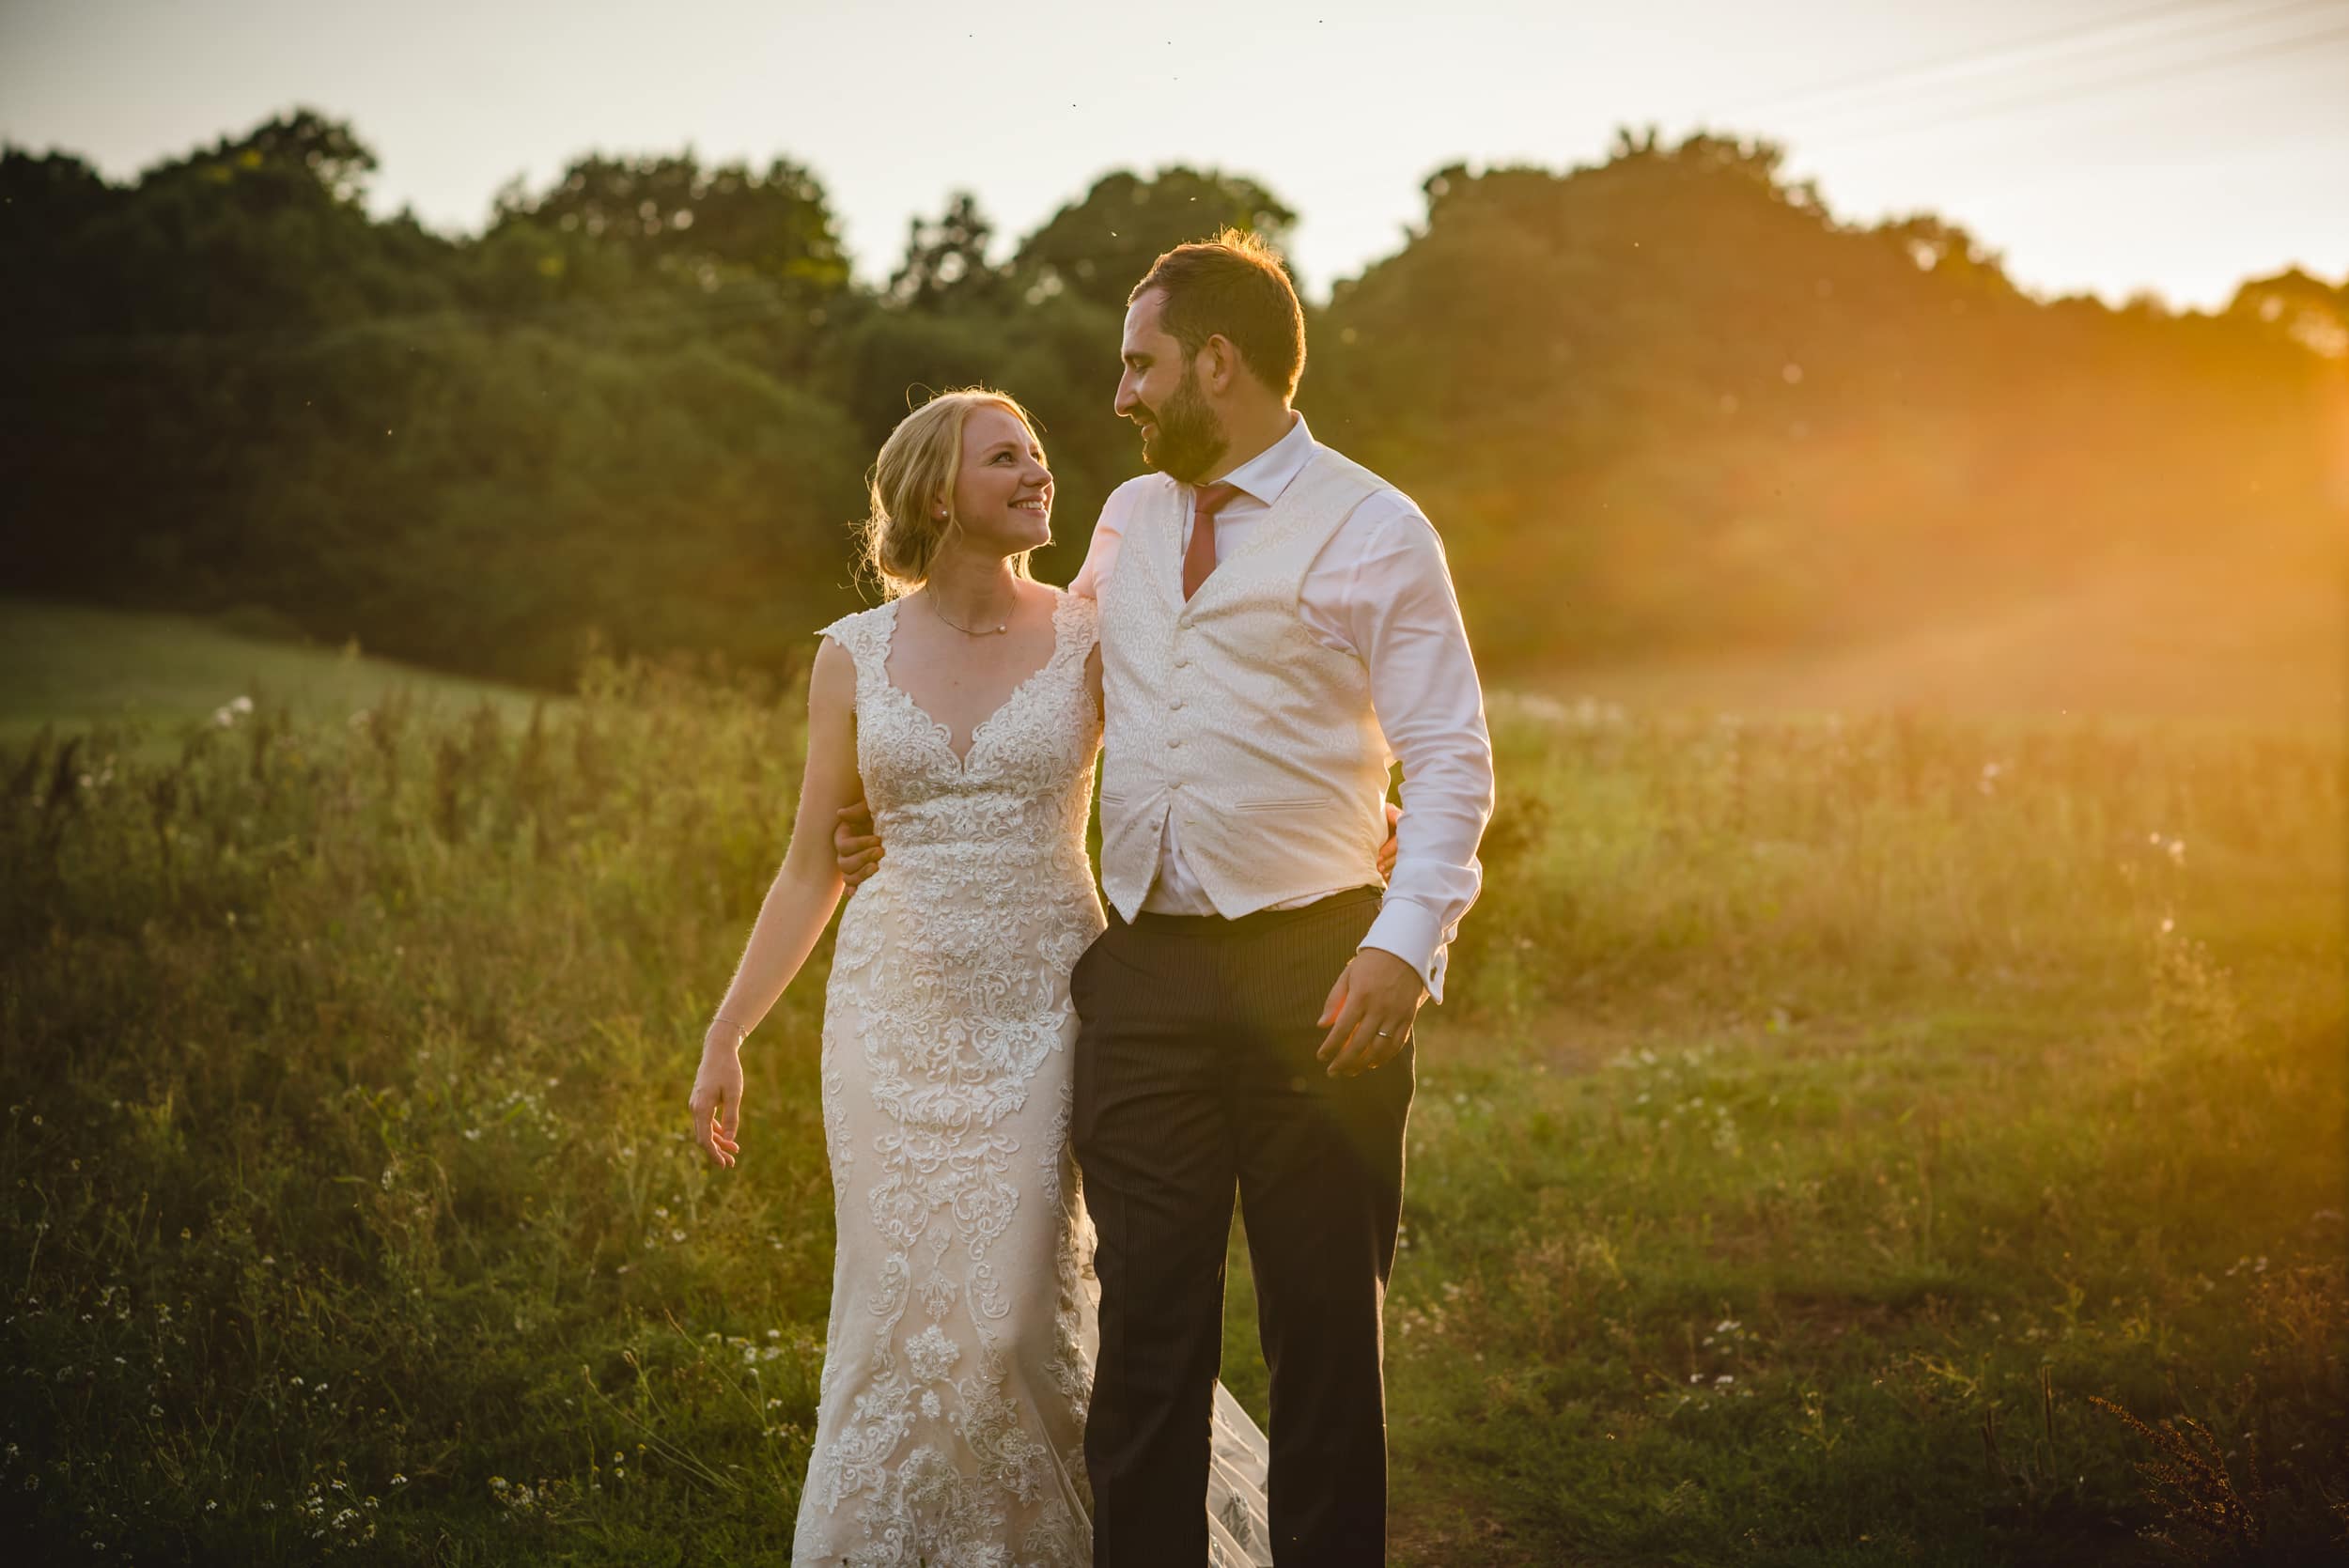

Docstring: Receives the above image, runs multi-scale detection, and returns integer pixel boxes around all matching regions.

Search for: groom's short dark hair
[1131,228,1306,400]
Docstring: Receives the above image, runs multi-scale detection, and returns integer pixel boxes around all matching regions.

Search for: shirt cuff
[1360,898,1450,1004]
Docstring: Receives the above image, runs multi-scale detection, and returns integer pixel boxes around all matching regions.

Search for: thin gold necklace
[925,591,1011,637]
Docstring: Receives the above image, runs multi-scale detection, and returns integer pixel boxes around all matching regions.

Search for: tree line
[4,109,2342,688]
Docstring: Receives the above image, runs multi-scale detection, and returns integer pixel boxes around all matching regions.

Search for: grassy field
[2,613,2343,1564]
[0,598,547,753]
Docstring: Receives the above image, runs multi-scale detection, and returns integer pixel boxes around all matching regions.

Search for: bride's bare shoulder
[808,634,858,702]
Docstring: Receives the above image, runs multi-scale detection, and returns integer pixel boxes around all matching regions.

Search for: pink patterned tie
[1182,482,1239,600]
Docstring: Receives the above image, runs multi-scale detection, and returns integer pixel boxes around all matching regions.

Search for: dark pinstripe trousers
[1071,886,1412,1567]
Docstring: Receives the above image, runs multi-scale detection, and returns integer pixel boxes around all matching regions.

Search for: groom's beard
[1134,368,1226,484]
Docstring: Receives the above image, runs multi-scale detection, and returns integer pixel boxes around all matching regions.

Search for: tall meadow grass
[3,666,2341,1563]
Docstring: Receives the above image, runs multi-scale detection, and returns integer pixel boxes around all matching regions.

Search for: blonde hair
[859,388,1046,598]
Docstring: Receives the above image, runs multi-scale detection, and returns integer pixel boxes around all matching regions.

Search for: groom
[847,230,1492,1564]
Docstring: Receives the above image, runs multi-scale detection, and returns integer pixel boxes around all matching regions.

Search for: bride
[688,389,1285,1565]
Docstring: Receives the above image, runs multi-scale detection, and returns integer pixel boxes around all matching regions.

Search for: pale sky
[3,0,2343,309]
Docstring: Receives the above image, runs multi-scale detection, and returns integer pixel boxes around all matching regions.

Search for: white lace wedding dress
[791,591,1271,1568]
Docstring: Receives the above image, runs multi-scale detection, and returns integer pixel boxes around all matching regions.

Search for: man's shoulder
[1303,442,1428,529]
[1107,473,1178,508]
[1300,440,1398,497]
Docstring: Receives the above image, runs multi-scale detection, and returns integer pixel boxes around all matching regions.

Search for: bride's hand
[1377,801,1401,879]
[690,1036,745,1169]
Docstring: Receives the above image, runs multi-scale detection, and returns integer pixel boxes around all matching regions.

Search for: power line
[1725,0,2334,120]
[1787,16,2349,148]
[1772,0,2349,133]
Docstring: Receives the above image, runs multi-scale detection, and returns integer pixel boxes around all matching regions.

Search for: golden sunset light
[3,4,2341,1562]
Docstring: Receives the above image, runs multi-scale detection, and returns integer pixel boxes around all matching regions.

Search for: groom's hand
[1316,948,1427,1078]
[834,799,882,887]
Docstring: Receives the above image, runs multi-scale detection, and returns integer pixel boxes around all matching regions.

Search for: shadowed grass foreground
[3,661,2342,1564]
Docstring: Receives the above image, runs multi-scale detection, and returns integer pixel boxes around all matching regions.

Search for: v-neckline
[879,594,1069,770]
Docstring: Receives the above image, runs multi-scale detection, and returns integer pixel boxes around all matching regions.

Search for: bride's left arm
[690,637,864,1167]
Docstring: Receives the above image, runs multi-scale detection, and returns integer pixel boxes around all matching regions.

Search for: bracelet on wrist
[708,1015,750,1043]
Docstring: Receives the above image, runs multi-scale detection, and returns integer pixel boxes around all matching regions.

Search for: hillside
[0,598,549,752]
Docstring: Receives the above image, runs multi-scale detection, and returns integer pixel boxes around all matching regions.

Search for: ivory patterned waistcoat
[1097,447,1396,921]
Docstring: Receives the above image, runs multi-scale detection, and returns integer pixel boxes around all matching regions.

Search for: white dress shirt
[1069,413,1494,1001]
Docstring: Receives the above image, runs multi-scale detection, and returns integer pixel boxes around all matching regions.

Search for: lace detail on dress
[794,593,1103,1567]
